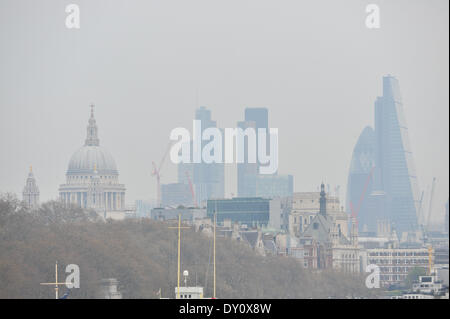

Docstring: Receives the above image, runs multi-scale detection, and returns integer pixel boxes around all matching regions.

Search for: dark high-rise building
[244,108,270,170]
[347,76,420,234]
[237,119,258,197]
[178,107,224,204]
[237,107,291,198]
[237,108,269,197]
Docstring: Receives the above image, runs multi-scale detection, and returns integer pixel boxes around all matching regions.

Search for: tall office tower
[22,166,40,209]
[346,126,376,232]
[237,108,268,197]
[373,75,420,233]
[236,119,258,197]
[237,107,292,198]
[178,107,224,204]
[245,108,269,170]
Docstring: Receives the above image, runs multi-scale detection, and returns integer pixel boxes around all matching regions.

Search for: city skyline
[0,0,448,226]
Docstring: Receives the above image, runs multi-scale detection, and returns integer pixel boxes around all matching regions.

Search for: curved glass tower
[346,126,376,232]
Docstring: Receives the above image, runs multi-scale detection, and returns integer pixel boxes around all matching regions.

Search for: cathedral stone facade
[59,106,126,218]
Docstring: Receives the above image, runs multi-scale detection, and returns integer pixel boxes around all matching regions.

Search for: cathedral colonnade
[60,191,125,211]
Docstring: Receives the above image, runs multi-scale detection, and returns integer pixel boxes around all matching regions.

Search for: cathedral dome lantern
[67,105,118,177]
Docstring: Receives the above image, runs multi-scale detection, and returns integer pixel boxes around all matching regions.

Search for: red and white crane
[185,170,197,208]
[151,142,172,207]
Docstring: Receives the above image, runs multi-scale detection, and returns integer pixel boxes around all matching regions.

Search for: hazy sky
[0,0,448,225]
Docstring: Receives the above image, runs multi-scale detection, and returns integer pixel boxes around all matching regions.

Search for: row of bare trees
[0,193,374,299]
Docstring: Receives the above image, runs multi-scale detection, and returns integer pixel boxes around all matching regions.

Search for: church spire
[85,104,100,146]
[319,182,327,217]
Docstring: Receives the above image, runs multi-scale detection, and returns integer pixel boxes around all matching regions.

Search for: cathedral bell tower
[23,166,40,209]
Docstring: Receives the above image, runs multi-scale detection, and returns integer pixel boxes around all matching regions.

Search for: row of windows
[369,259,428,265]
[340,254,356,259]
[210,212,269,225]
[69,175,117,180]
[207,202,269,213]
[378,267,417,273]
[380,275,406,281]
[369,251,428,257]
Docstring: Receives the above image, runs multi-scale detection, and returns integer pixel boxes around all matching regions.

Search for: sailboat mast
[213,208,216,298]
[55,261,59,300]
[177,214,181,299]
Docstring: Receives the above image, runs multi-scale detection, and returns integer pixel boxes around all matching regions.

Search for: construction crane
[427,244,434,275]
[185,170,197,208]
[421,177,437,244]
[420,177,437,275]
[417,190,425,225]
[425,177,437,234]
[151,142,172,207]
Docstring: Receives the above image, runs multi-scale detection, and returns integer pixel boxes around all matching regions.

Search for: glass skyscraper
[237,107,291,199]
[346,76,420,234]
[374,75,420,233]
[346,126,376,232]
[178,107,224,204]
